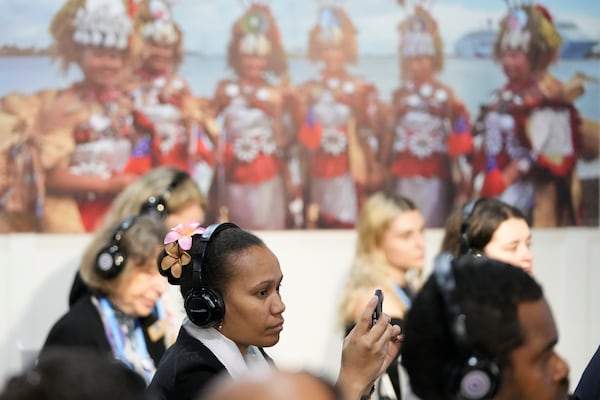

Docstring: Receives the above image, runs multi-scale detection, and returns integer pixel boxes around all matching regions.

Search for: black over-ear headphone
[94,216,139,279]
[184,222,239,328]
[139,170,190,218]
[460,198,485,256]
[433,252,500,400]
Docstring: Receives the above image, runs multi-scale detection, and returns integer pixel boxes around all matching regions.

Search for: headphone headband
[460,198,486,256]
[95,215,139,279]
[192,222,240,290]
[185,222,240,328]
[433,253,470,352]
[433,252,500,400]
[140,170,190,218]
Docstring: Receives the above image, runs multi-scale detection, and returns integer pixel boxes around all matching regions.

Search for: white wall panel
[1,229,598,391]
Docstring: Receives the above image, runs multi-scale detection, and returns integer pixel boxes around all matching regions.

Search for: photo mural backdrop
[0,0,598,233]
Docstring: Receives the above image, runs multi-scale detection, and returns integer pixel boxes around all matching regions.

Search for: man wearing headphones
[401,253,570,400]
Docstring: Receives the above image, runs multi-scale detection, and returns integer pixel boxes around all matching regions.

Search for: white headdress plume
[141,0,179,45]
[397,0,437,58]
[73,0,132,50]
[500,0,532,52]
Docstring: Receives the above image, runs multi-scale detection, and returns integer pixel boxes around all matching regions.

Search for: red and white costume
[299,76,378,228]
[390,80,472,227]
[216,80,286,230]
[474,79,581,223]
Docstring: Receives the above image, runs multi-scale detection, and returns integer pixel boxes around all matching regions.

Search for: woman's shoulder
[151,331,226,400]
[42,296,107,353]
[158,328,224,371]
[52,296,100,328]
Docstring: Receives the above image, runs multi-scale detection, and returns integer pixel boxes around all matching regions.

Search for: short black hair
[177,226,266,299]
[401,254,543,399]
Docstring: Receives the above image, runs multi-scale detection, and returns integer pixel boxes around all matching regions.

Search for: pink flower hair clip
[160,222,205,279]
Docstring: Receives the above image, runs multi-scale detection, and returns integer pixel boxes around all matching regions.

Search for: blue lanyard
[154,298,165,320]
[393,283,412,308]
[98,297,155,383]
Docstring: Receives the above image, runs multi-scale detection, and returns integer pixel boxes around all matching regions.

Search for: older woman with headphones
[147,222,402,400]
[40,214,169,385]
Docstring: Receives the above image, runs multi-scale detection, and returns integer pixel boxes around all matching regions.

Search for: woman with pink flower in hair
[149,221,402,400]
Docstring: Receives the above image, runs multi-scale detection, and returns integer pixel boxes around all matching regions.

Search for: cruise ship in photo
[455,20,599,59]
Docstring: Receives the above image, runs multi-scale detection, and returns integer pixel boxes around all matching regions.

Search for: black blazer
[147,327,274,400]
[41,296,166,365]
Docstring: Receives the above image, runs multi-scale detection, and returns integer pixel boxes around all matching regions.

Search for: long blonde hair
[338,192,419,327]
[100,166,206,230]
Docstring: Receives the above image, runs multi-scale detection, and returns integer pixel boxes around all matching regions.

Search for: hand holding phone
[372,289,383,327]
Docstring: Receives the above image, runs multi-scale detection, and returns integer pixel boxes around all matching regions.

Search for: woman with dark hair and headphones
[41,214,170,386]
[147,222,402,400]
[440,197,533,275]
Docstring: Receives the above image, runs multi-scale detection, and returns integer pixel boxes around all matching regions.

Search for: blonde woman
[338,191,425,399]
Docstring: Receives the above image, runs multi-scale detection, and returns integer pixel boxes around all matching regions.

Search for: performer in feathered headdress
[381,1,474,228]
[210,2,295,229]
[473,2,582,227]
[36,0,159,232]
[129,0,216,195]
[295,1,384,229]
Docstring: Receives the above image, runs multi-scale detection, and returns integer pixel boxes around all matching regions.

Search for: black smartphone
[372,289,383,327]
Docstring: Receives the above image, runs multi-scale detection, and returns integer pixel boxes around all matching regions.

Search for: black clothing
[574,345,600,400]
[68,270,90,307]
[147,327,273,400]
[41,296,166,366]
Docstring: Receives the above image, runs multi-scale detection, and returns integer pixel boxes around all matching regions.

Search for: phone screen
[372,289,383,327]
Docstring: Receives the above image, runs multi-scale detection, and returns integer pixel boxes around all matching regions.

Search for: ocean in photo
[1,54,598,119]
[1,54,598,178]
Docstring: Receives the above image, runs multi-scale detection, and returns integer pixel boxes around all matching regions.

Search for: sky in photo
[0,0,598,55]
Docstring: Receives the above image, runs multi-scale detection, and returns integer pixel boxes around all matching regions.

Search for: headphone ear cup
[466,248,485,258]
[139,195,167,218]
[184,287,225,328]
[448,355,500,400]
[95,246,127,279]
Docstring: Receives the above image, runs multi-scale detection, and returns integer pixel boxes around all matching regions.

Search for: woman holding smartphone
[148,222,401,400]
[338,191,426,399]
